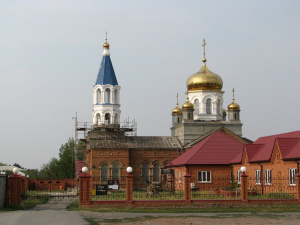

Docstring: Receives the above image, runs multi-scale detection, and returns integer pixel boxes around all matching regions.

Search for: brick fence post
[8,174,23,206]
[296,173,300,203]
[184,173,191,204]
[241,172,248,203]
[79,173,91,207]
[126,173,133,204]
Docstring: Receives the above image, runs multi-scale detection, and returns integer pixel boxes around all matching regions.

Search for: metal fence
[248,177,297,199]
[191,177,241,200]
[22,179,78,200]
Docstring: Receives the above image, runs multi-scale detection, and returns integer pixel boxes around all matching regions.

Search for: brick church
[84,37,245,181]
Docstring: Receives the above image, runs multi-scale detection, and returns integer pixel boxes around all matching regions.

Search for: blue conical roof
[95,55,118,86]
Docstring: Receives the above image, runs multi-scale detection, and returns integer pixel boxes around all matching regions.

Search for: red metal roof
[248,131,300,162]
[170,131,245,166]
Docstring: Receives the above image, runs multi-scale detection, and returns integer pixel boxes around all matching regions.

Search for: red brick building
[166,128,251,190]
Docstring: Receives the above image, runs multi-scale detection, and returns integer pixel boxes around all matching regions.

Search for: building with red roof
[166,128,250,190]
[232,130,300,194]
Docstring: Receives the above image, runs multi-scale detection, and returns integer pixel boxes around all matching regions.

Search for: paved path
[2,199,300,225]
[0,198,87,225]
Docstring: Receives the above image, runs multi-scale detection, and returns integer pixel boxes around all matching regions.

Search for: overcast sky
[1,1,299,169]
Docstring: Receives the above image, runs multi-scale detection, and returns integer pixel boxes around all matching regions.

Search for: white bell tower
[92,34,121,127]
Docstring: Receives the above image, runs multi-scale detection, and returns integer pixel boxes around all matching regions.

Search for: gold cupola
[228,88,240,110]
[222,108,227,115]
[103,32,110,49]
[186,39,223,91]
[172,94,182,114]
[182,96,194,110]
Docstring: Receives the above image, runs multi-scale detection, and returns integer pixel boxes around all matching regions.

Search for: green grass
[66,200,300,213]
[84,217,99,225]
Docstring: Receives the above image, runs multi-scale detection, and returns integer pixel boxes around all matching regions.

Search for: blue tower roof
[95,55,118,86]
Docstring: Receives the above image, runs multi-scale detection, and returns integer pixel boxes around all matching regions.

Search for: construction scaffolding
[73,114,137,162]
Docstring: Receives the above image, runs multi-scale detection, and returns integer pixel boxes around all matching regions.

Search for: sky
[0,0,299,169]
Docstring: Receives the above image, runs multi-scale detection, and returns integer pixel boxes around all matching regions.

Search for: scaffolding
[73,114,137,162]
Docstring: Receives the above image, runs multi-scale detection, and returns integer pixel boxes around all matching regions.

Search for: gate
[22,178,78,200]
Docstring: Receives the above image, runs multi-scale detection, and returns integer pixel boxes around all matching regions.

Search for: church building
[171,39,243,145]
[85,37,182,181]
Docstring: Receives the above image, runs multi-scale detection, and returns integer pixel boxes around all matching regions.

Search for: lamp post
[240,166,248,203]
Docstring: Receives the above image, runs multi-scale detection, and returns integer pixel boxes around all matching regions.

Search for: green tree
[39,138,81,179]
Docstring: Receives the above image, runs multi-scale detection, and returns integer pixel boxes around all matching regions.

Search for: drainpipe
[297,161,299,173]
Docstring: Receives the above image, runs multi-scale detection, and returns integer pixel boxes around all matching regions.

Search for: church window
[217,99,221,114]
[105,113,110,124]
[101,164,108,182]
[142,164,149,183]
[153,164,159,182]
[235,113,237,120]
[188,113,191,119]
[177,117,180,123]
[194,99,199,115]
[198,171,211,183]
[112,164,119,180]
[96,89,101,104]
[206,98,212,114]
[104,88,110,103]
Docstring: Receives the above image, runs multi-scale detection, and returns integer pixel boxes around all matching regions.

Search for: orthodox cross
[232,88,235,101]
[176,93,179,105]
[202,38,206,60]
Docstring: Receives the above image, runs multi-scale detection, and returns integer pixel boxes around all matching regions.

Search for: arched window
[114,90,118,104]
[101,164,108,182]
[114,114,119,124]
[105,113,110,124]
[217,99,221,114]
[194,99,199,115]
[96,89,101,104]
[153,164,160,182]
[104,88,110,103]
[142,164,149,183]
[206,98,212,114]
[177,117,180,123]
[112,164,119,180]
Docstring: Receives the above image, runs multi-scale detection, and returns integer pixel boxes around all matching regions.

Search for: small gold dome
[186,63,223,91]
[172,105,182,114]
[103,41,110,49]
[228,101,240,110]
[222,108,227,115]
[182,98,194,109]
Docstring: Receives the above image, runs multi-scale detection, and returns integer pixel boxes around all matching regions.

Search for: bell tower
[92,34,121,127]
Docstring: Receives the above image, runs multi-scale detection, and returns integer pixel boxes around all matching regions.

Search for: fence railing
[248,177,297,199]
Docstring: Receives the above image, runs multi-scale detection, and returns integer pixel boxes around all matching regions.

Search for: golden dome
[222,108,227,115]
[182,97,194,109]
[228,100,240,110]
[172,105,182,114]
[103,41,110,49]
[186,63,223,91]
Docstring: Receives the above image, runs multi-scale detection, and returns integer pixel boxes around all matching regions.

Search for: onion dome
[222,108,227,115]
[182,96,194,109]
[172,94,182,114]
[103,32,110,49]
[186,39,223,91]
[172,105,182,114]
[228,88,240,110]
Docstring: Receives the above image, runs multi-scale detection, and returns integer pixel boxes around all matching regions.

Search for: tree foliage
[39,138,80,179]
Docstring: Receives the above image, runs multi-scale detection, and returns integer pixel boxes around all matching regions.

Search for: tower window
[194,99,199,115]
[234,113,237,120]
[105,113,110,124]
[114,90,119,104]
[96,89,101,104]
[217,99,221,114]
[104,88,110,103]
[206,98,212,114]
[177,117,180,123]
